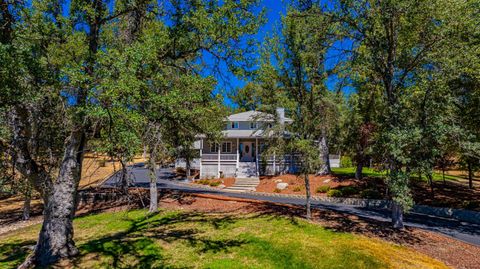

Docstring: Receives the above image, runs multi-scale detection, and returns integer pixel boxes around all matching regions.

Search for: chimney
[276,107,285,125]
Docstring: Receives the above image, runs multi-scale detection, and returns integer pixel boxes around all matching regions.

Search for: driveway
[103,165,480,247]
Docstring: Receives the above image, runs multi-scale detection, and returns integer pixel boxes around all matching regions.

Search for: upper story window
[250,122,257,129]
[222,142,232,153]
[230,121,239,129]
[210,143,219,153]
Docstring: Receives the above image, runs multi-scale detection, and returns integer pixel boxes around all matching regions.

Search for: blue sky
[212,0,353,107]
[213,0,288,107]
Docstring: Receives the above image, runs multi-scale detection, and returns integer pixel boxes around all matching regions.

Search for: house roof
[227,110,293,122]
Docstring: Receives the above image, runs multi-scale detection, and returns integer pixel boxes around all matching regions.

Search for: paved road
[103,165,480,247]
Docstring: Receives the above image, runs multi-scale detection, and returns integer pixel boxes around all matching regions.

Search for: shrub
[209,181,221,187]
[293,186,303,192]
[462,200,480,210]
[326,189,343,197]
[340,186,359,196]
[176,167,186,174]
[316,185,331,193]
[360,189,382,199]
[195,179,212,185]
[273,188,282,193]
[340,156,353,168]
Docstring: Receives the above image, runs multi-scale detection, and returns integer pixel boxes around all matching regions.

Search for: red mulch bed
[256,173,480,211]
[257,174,356,195]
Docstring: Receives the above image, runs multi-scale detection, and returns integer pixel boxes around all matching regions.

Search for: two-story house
[197,108,293,178]
[178,108,340,179]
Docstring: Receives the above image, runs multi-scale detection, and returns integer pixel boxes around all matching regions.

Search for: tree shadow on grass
[0,240,35,268]
[75,211,248,268]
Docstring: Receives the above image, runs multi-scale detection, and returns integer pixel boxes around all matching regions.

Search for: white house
[186,108,340,179]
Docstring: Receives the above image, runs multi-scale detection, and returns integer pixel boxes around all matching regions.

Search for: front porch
[199,138,261,178]
[198,138,299,179]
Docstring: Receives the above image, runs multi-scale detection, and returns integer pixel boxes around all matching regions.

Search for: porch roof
[222,129,265,138]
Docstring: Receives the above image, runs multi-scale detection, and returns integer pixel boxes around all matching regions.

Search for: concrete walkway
[103,165,480,247]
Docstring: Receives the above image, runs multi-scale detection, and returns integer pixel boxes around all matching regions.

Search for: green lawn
[332,167,386,178]
[0,209,447,269]
[332,167,461,182]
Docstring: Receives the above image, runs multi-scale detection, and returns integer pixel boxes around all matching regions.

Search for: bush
[273,188,282,193]
[360,189,382,199]
[209,181,221,187]
[340,156,353,168]
[176,167,186,174]
[316,185,331,193]
[340,186,359,196]
[326,189,343,197]
[462,200,480,210]
[293,186,303,192]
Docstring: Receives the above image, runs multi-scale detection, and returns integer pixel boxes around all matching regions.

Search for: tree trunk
[186,157,191,178]
[442,168,446,186]
[355,162,363,180]
[316,130,331,175]
[22,184,31,221]
[467,161,473,189]
[148,151,158,213]
[427,174,434,198]
[391,201,404,229]
[120,158,129,194]
[304,173,311,219]
[19,129,86,268]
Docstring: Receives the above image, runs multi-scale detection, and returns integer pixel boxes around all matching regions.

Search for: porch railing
[201,153,237,161]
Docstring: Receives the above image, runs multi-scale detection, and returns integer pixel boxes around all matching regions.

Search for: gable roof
[227,110,292,122]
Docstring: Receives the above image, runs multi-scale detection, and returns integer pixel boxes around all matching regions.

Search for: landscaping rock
[323,179,331,183]
[276,182,288,190]
[274,179,283,183]
[218,184,226,189]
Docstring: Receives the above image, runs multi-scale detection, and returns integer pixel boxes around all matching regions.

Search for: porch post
[217,143,221,178]
[273,151,276,175]
[255,138,259,177]
[236,138,239,170]
[199,139,203,179]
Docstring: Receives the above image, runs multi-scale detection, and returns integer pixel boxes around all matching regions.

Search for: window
[250,122,257,129]
[210,143,219,153]
[230,121,239,129]
[222,142,232,153]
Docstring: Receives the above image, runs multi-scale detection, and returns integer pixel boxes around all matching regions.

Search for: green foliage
[340,156,353,168]
[208,181,221,187]
[293,186,303,192]
[360,189,383,200]
[339,186,360,196]
[386,171,414,211]
[315,186,331,193]
[326,189,343,198]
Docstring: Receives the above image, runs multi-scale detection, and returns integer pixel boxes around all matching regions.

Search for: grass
[0,209,447,269]
[332,167,464,183]
[332,167,386,178]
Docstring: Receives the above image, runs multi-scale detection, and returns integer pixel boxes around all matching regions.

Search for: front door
[240,142,255,162]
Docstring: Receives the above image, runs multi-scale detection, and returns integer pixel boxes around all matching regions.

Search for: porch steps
[236,162,258,178]
[224,177,260,192]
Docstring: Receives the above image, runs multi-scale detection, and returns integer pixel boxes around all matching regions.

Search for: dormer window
[231,121,239,129]
[250,122,257,129]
